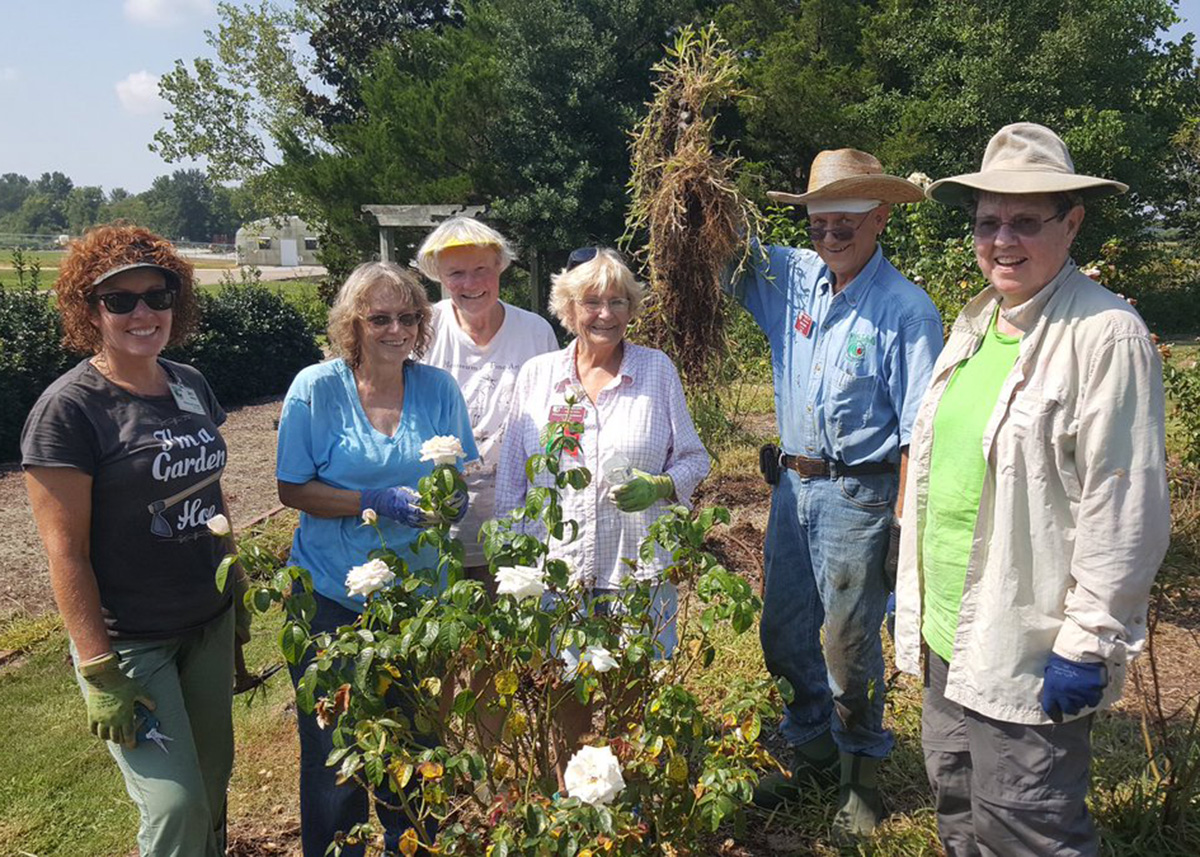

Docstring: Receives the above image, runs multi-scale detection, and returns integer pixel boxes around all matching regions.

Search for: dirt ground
[0,395,287,624]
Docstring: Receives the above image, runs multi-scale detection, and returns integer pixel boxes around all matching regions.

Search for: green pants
[72,607,235,857]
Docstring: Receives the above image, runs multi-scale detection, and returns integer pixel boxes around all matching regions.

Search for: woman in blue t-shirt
[22,224,248,856]
[275,261,477,857]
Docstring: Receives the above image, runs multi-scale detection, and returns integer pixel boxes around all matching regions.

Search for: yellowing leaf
[389,761,413,790]
[506,711,528,737]
[492,758,510,779]
[398,828,420,857]
[421,676,442,697]
[668,754,688,783]
[418,761,444,780]
[494,670,519,696]
[375,674,392,695]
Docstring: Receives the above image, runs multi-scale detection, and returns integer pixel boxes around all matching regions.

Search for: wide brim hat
[927,122,1128,205]
[767,148,925,207]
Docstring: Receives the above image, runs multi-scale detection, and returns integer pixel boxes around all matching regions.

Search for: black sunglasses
[565,246,599,271]
[90,288,178,314]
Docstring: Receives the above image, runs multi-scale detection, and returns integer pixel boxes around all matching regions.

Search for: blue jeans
[289,592,434,857]
[761,469,895,758]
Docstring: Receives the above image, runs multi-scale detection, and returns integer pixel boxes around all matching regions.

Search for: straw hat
[926,123,1128,205]
[767,148,925,207]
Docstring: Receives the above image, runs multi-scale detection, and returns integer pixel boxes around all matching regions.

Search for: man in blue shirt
[731,149,943,836]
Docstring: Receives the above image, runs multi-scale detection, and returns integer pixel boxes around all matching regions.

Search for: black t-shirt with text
[22,358,231,639]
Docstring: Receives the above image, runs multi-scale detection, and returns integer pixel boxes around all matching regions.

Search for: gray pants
[922,653,1098,857]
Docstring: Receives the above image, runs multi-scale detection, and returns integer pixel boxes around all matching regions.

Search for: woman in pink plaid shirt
[495,246,710,756]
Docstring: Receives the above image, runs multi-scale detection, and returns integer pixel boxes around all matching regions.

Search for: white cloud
[0,67,17,83]
[124,0,214,28]
[115,71,167,115]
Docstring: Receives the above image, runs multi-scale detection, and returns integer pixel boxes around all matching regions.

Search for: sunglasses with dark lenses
[806,214,868,244]
[972,211,1065,239]
[91,288,178,314]
[565,246,599,271]
[365,311,423,328]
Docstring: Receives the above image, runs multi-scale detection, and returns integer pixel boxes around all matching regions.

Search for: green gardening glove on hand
[609,470,675,512]
[78,652,155,748]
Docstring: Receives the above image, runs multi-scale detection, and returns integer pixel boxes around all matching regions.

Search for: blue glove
[1041,653,1107,722]
[361,486,433,528]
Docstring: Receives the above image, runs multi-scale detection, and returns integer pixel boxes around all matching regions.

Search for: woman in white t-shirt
[416,217,559,585]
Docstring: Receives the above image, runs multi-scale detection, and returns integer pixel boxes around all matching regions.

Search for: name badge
[795,312,814,338]
[547,405,587,424]
[169,382,207,416]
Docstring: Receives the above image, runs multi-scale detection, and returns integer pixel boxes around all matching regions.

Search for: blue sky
[0,0,1197,195]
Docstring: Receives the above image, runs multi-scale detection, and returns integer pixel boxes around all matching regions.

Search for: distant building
[235,216,320,267]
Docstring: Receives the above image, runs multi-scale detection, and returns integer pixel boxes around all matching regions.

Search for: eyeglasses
[806,214,870,244]
[576,297,630,313]
[566,247,599,271]
[972,211,1065,239]
[90,288,177,314]
[365,311,423,328]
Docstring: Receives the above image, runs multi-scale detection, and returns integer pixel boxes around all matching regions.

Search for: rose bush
[243,412,782,855]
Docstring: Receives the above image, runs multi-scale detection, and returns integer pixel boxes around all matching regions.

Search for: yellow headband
[432,237,500,253]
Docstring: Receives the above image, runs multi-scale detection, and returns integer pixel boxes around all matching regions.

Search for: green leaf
[452,689,478,718]
[214,554,236,593]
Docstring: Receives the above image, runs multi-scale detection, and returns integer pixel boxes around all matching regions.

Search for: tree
[0,173,32,216]
[65,186,105,235]
[143,169,241,241]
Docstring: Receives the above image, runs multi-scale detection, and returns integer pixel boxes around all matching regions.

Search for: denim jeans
[289,592,434,857]
[761,469,895,758]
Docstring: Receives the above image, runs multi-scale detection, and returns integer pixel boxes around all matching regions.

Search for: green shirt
[922,313,1020,662]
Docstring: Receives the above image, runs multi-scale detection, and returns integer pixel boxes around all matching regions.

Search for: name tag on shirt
[795,311,814,338]
[169,382,207,416]
[547,405,587,424]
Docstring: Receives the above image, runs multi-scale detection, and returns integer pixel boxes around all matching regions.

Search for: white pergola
[361,204,544,312]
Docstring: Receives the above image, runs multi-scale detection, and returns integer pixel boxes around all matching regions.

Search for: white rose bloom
[361,508,378,526]
[581,645,618,674]
[206,514,231,537]
[420,435,466,466]
[495,565,546,600]
[345,558,395,599]
[564,745,625,806]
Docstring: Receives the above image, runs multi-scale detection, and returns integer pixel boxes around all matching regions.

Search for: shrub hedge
[1,282,323,462]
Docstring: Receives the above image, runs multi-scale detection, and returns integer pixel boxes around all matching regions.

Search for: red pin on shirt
[795,311,814,338]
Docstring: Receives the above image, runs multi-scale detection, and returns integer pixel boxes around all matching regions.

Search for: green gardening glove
[78,652,156,748]
[609,470,675,512]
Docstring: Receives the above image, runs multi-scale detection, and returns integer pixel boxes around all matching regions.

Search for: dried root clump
[625,25,760,387]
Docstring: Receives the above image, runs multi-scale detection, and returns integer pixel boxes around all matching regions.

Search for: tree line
[0,169,260,243]
[152,0,1198,277]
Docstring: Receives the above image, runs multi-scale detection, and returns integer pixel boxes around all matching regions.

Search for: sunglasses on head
[365,311,423,328]
[971,211,1066,239]
[565,246,599,271]
[90,288,178,314]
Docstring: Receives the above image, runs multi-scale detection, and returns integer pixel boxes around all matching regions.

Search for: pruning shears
[135,703,174,754]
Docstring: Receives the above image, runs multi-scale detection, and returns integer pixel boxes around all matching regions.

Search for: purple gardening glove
[1041,653,1107,722]
[361,486,434,528]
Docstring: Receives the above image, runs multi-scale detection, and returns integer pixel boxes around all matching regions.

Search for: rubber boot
[752,731,839,809]
[832,752,885,839]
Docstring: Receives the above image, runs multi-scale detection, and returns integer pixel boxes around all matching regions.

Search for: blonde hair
[416,216,514,282]
[327,262,433,368]
[549,248,645,335]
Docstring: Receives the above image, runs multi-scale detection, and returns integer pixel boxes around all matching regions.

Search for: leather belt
[779,454,895,479]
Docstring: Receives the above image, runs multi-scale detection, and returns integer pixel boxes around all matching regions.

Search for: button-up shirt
[495,341,710,589]
[895,262,1170,725]
[728,243,943,465]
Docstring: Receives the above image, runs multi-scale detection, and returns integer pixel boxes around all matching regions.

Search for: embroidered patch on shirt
[846,332,874,363]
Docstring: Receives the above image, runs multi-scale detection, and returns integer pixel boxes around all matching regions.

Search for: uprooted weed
[624,24,761,391]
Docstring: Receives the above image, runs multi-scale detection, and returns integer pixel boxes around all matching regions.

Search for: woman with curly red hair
[21,223,248,856]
